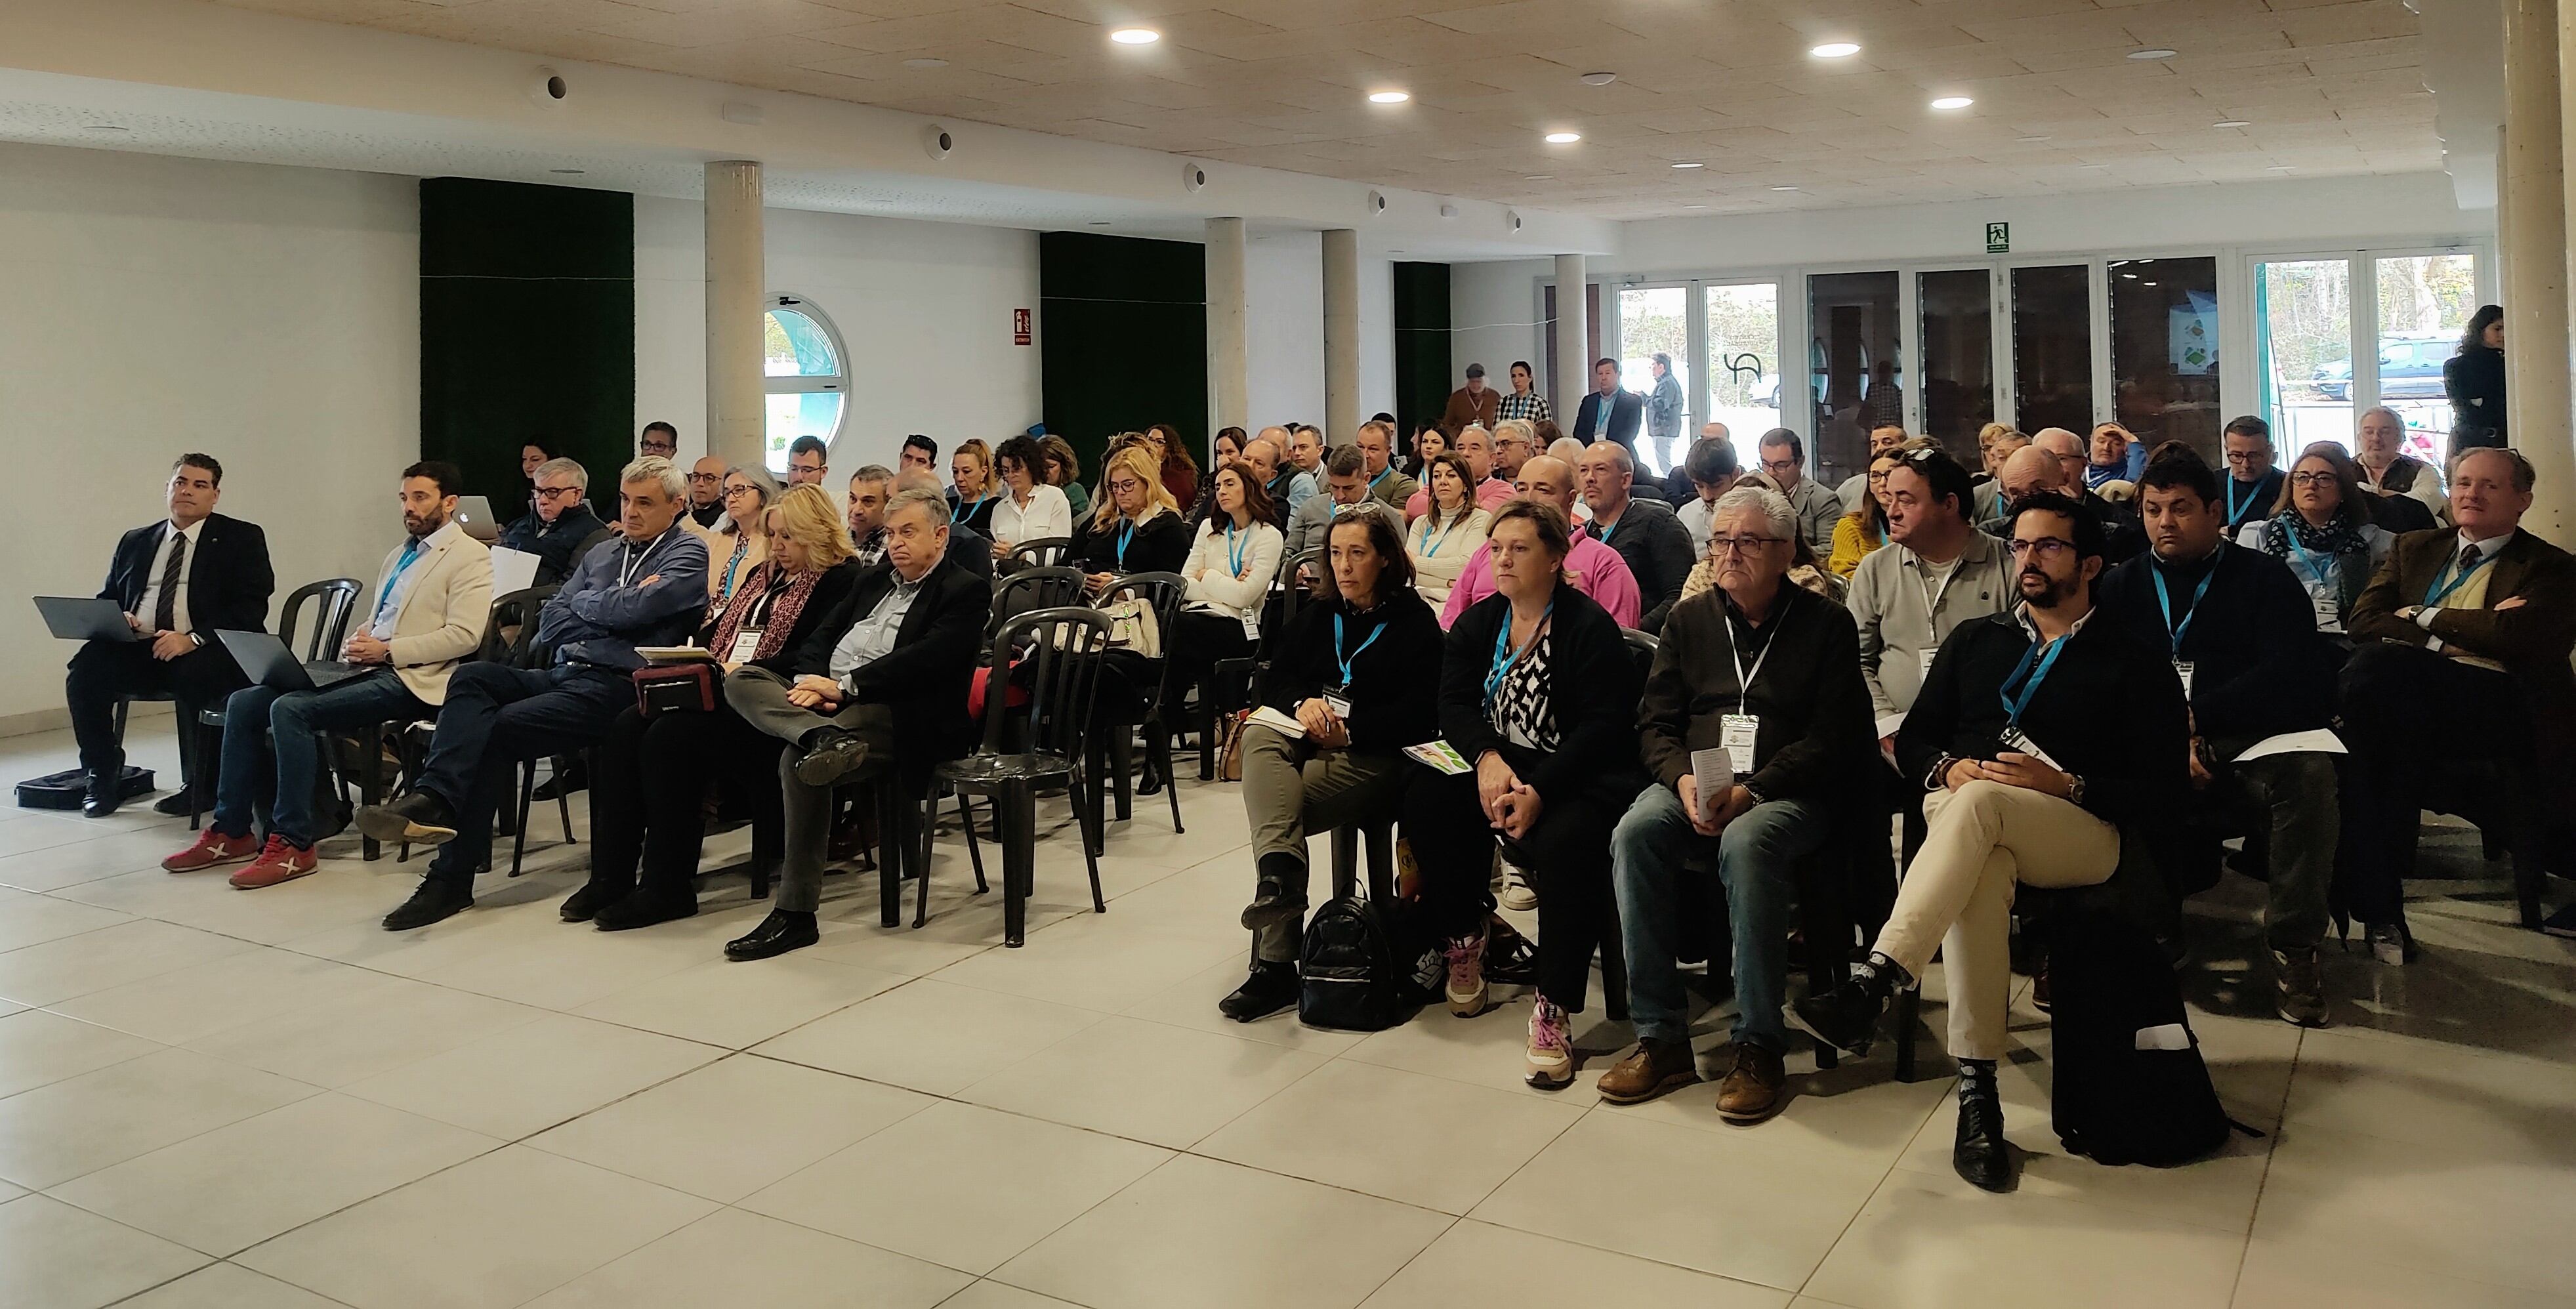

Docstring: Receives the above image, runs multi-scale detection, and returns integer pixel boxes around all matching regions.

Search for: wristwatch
[2065,773,2087,807]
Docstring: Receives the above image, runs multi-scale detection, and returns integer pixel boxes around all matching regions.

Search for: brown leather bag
[1215,707,1253,782]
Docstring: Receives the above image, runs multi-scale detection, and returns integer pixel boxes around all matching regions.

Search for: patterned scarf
[705,561,821,663]
[2262,513,2367,560]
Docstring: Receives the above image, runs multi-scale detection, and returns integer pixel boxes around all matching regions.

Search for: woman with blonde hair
[1827,443,1916,578]
[1079,444,1193,591]
[948,438,1001,535]
[574,482,865,931]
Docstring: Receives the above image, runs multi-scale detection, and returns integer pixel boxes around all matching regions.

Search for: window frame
[763,292,850,474]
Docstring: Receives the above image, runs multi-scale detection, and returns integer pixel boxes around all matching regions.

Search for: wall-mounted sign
[1014,308,1032,346]
[1985,222,2010,254]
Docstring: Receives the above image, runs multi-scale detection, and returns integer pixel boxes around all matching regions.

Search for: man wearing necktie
[64,454,273,818]
[160,463,489,888]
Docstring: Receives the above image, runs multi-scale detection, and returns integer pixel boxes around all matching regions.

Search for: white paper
[1875,711,1907,741]
[2134,1023,2193,1052]
[489,546,541,596]
[2231,729,2346,762]
[1690,746,1733,807]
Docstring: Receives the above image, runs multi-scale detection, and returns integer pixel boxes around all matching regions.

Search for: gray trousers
[1237,724,1404,962]
[2216,751,2338,953]
[724,667,896,913]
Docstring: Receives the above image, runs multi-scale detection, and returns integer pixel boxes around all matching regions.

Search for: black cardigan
[1596,498,1696,634]
[1637,582,1874,803]
[2445,346,2506,440]
[1440,582,1645,804]
[2094,543,2335,751]
[1262,585,1442,754]
[702,557,863,676]
[1078,509,1193,576]
[789,556,992,772]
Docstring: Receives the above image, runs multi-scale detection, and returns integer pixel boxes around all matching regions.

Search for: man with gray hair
[362,455,710,930]
[846,465,895,567]
[894,467,993,579]
[498,456,609,586]
[1602,482,1874,1120]
[1755,428,1842,552]
[1492,419,1537,483]
[1576,440,1694,633]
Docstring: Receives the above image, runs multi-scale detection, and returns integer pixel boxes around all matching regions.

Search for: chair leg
[1197,690,1216,781]
[1599,925,1629,1024]
[509,758,535,877]
[556,755,578,843]
[1001,781,1035,947]
[957,791,987,894]
[873,779,903,928]
[360,725,383,862]
[1153,725,1184,834]
[176,711,203,832]
[1075,764,1106,915]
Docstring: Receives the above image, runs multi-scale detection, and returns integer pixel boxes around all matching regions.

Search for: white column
[703,161,766,472]
[1322,228,1361,446]
[1205,218,1249,441]
[1553,253,1587,420]
[2510,0,2571,543]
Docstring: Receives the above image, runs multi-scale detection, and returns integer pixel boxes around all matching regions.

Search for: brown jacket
[1439,384,1500,437]
[2348,526,2576,775]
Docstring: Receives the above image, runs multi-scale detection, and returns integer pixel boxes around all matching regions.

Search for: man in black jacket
[498,457,610,587]
[1576,440,1695,633]
[68,453,274,817]
[1569,358,1646,456]
[2096,446,2338,1026]
[722,486,989,960]
[1602,486,1873,1122]
[1793,491,2190,1192]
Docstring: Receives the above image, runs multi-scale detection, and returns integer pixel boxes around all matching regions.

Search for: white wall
[1357,253,1396,423]
[634,196,1043,476]
[0,141,417,731]
[1245,230,1324,429]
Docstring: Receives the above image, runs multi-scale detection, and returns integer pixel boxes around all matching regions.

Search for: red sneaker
[163,829,258,873]
[229,835,318,890]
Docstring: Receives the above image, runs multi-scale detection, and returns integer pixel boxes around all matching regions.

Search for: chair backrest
[1100,571,1190,707]
[989,566,1085,639]
[281,578,365,661]
[478,585,561,666]
[1007,536,1074,570]
[1621,627,1659,684]
[1275,549,1319,634]
[985,606,1112,759]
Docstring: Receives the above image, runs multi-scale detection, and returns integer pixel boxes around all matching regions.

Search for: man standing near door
[1571,357,1645,459]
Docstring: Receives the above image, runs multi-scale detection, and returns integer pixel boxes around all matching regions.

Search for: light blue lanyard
[1367,467,1392,493]
[1595,514,1620,547]
[1417,515,1461,558]
[1483,602,1552,707]
[374,537,423,619]
[952,492,988,524]
[2225,477,2263,527]
[1335,610,1388,688]
[2426,547,2497,606]
[1224,522,1245,575]
[2151,556,2218,658]
[1997,634,2067,728]
[1116,520,1136,569]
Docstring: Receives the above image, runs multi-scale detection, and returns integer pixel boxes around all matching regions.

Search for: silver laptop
[451,495,501,543]
[33,596,142,642]
[214,630,369,692]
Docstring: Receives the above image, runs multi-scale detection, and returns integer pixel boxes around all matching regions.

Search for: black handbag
[633,663,718,717]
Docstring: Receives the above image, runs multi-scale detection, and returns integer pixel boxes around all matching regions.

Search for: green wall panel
[1039,230,1207,475]
[1392,260,1452,446]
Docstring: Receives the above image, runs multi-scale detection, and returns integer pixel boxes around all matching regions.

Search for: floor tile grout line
[2221,1024,2304,1308]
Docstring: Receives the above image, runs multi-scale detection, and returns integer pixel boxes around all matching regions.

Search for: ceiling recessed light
[2142,281,2158,286]
[80,123,129,132]
[1682,203,1708,209]
[2017,135,2052,143]
[2121,272,2138,278]
[1108,27,1159,44]
[1524,174,1554,180]
[1930,95,1973,110]
[1580,72,1617,86]
[1810,41,1861,58]
[1671,161,1703,169]
[1544,131,1582,144]
[2213,119,2251,129]
[903,57,947,69]
[2266,164,2297,171]
[1770,185,1800,192]
[1368,90,1410,104]
[2127,48,2178,60]
[1088,220,1112,226]
[549,168,585,175]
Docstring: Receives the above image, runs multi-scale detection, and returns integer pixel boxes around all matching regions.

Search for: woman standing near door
[2444,304,2506,458]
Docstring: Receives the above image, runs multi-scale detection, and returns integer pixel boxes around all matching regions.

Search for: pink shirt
[1438,522,1641,629]
[1405,478,1514,523]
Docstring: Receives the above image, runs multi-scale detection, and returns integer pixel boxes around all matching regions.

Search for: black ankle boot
[1953,1060,2012,1192]
[1239,852,1306,933]
[1787,951,1909,1056]
[1218,959,1298,1022]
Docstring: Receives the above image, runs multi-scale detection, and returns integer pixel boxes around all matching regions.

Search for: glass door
[1616,284,1691,474]
[1703,281,1781,470]
[1808,272,1901,494]
[2375,253,2478,463]
[2254,259,2354,452]
[2009,264,2094,436]
[1917,268,1995,465]
[2109,257,2222,459]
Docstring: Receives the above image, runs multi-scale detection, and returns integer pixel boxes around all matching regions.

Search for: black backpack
[1297,895,1442,1031]
[2047,907,2253,1167]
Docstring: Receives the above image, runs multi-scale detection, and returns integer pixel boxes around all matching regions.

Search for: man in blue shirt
[360,457,709,930]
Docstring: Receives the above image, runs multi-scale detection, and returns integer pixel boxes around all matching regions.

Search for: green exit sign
[1985,221,2010,254]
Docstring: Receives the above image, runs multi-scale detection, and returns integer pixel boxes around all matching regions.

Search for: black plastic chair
[988,566,1085,644]
[926,606,1112,947]
[1093,571,1188,837]
[1005,537,1075,571]
[371,585,563,864]
[178,577,365,831]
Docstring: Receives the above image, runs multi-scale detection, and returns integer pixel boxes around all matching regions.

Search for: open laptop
[215,629,370,693]
[33,596,142,642]
[451,495,501,543]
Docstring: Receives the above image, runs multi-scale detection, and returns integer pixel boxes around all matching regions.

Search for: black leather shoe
[724,908,818,961]
[558,879,633,923]
[1218,961,1298,1022]
[1787,963,1903,1058]
[1238,852,1306,934]
[152,786,197,817]
[1953,1067,2014,1192]
[82,772,122,818]
[791,730,871,788]
[383,879,473,931]
[356,791,457,846]
[595,887,698,932]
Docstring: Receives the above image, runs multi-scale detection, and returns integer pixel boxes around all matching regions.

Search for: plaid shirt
[851,527,887,570]
[1496,390,1551,425]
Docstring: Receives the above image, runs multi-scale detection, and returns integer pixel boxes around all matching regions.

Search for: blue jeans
[413,662,629,884]
[211,671,429,848]
[1610,783,1829,1052]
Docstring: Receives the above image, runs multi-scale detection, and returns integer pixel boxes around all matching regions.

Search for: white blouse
[1180,516,1285,629]
[988,484,1073,552]
[1407,505,1491,608]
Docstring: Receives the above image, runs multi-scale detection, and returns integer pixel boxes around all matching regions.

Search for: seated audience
[846,466,892,565]
[1040,434,1091,521]
[2236,445,2392,637]
[1222,512,1443,1021]
[1439,456,1641,629]
[1239,434,1290,528]
[1404,501,1644,1086]
[638,421,679,461]
[1405,424,1448,478]
[162,463,484,881]
[1577,440,1694,633]
[1492,419,1537,484]
[2342,447,2576,949]
[1982,443,2143,561]
[1828,446,1909,579]
[1356,419,1420,513]
[1255,426,1302,513]
[1169,459,1285,721]
[518,440,555,520]
[358,457,709,930]
[783,434,829,488]
[947,438,1001,535]
[1188,427,1245,528]
[1403,425,1512,521]
[499,457,610,587]
[1285,446,1400,565]
[898,433,938,474]
[1283,425,1325,515]
[1605,486,1872,1119]
[1149,422,1201,510]
[1836,424,1910,518]
[987,434,1075,567]
[1756,428,1843,553]
[720,486,989,959]
[2030,428,2088,487]
[575,484,863,929]
[684,456,727,528]
[1674,434,1746,554]
[1850,448,2010,732]
[67,453,274,818]
[890,468,992,579]
[1407,453,1493,609]
[2085,422,2146,488]
[1079,446,1194,592]
[702,465,779,603]
[2352,407,2447,526]
[2098,444,2341,1025]
[2219,414,2286,533]
[1972,425,2025,523]
[1793,492,2188,1192]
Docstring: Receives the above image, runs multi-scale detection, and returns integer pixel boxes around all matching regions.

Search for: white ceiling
[203,0,2451,218]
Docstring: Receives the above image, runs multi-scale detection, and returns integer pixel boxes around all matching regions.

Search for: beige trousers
[1871,778,2119,1062]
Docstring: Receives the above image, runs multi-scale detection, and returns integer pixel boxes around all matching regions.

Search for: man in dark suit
[2342,446,2576,947]
[721,486,991,959]
[68,453,274,818]
[497,457,610,587]
[1569,357,1645,457]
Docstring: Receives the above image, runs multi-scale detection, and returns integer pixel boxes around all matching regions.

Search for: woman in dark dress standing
[2443,304,2506,459]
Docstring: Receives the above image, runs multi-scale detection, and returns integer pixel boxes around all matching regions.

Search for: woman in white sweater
[987,434,1075,570]
[1407,452,1491,609]
[1171,459,1285,732]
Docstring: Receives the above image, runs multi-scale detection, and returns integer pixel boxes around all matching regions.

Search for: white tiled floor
[1,721,2572,1309]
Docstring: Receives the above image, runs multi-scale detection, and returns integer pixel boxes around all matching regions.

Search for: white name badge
[2312,593,2343,633]
[1997,724,2065,773]
[726,629,763,665]
[1241,613,1262,641]
[1918,648,1938,680]
[2172,659,2195,697]
[1322,686,1354,720]
[1720,713,1760,778]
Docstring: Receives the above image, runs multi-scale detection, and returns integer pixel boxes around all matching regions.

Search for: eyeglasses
[1709,535,1785,556]
[2289,471,2337,488]
[533,485,583,500]
[1108,478,1147,494]
[2223,449,2270,466]
[684,472,721,484]
[1760,459,1799,474]
[2007,537,2075,559]
[722,483,760,498]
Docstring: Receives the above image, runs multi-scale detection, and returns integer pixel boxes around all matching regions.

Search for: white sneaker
[1499,862,1538,912]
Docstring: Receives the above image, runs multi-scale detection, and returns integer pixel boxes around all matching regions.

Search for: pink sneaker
[163,829,257,873]
[228,835,318,890]
[1526,996,1573,1089]
[1444,930,1488,1016]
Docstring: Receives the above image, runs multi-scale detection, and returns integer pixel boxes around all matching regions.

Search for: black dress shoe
[82,773,122,819]
[559,879,633,923]
[152,787,197,817]
[1787,952,1908,1058]
[356,791,457,846]
[1218,960,1299,1022]
[724,908,819,960]
[1953,1064,2014,1192]
[791,730,871,788]
[383,879,474,931]
[1238,852,1306,933]
[595,886,699,932]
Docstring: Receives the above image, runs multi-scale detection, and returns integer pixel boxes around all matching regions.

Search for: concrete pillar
[2511,0,2573,541]
[1322,228,1361,446]
[1554,253,1588,421]
[704,161,766,472]
[1205,218,1249,441]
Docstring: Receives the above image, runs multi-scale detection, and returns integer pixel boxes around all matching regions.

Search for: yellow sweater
[1829,514,1884,579]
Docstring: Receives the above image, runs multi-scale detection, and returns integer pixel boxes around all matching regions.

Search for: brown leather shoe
[1714,1043,1786,1123]
[1595,1037,1697,1105]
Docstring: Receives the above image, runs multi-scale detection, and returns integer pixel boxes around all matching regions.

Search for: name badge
[2172,659,2195,697]
[1241,613,1262,641]
[1917,647,1938,680]
[1720,713,1760,778]
[1322,685,1353,720]
[726,629,763,664]
[2312,592,2343,634]
[1997,724,2065,773]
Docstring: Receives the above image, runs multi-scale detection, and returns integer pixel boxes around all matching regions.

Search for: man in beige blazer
[161,461,493,888]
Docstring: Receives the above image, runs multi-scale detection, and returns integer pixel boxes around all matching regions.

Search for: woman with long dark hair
[1146,422,1200,510]
[2445,304,2506,457]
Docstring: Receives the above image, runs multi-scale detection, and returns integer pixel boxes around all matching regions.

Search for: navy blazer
[1570,389,1646,450]
[101,512,274,636]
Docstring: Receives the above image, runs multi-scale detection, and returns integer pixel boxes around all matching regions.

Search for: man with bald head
[1438,454,1640,628]
[2031,428,2088,487]
[684,456,727,528]
[1984,443,2140,560]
